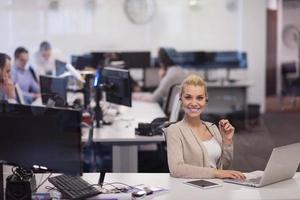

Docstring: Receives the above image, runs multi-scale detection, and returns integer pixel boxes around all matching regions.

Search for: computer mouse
[132,190,146,198]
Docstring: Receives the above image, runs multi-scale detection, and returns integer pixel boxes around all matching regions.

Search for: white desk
[36,173,300,200]
[205,81,251,114]
[204,81,251,128]
[82,101,166,172]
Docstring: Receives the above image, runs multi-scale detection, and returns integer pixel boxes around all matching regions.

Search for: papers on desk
[87,193,132,200]
[89,184,167,200]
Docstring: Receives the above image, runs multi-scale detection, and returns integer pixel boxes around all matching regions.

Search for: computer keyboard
[48,175,101,199]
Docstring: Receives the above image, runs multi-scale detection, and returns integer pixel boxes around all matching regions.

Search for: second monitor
[94,67,132,107]
[40,75,68,107]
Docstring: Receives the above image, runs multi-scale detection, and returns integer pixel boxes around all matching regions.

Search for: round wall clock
[124,0,157,25]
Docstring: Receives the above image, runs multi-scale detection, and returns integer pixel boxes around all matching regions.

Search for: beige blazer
[166,118,233,179]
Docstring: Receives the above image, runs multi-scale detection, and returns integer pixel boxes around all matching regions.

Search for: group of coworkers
[0,41,63,104]
[0,43,246,181]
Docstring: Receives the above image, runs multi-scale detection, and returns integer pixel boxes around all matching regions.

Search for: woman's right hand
[2,77,16,99]
[214,169,246,180]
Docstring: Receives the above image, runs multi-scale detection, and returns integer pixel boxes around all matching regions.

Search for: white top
[202,137,222,168]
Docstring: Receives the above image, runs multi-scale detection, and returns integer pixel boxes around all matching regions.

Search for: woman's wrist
[223,138,233,145]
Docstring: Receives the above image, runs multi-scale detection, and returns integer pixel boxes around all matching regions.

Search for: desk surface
[38,173,300,200]
[82,100,166,143]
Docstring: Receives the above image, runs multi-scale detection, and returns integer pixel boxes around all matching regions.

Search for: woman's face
[181,84,207,118]
[0,58,12,83]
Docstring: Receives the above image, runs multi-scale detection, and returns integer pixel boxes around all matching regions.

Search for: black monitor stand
[94,84,114,128]
[225,68,238,83]
[94,87,103,128]
[0,163,3,200]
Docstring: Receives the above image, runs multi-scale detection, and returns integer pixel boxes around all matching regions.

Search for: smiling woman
[166,74,246,180]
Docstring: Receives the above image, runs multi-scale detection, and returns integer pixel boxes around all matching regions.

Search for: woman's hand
[214,169,246,180]
[1,76,15,99]
[219,119,235,145]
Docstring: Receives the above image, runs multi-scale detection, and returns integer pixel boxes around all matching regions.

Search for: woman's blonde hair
[180,74,207,97]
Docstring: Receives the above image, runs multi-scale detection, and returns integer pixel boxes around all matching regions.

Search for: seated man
[0,53,16,103]
[12,47,40,104]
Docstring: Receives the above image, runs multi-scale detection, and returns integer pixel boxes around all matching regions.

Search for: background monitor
[71,54,93,70]
[0,103,82,175]
[213,51,247,69]
[101,67,132,107]
[90,52,105,68]
[120,52,151,68]
[40,75,68,107]
[179,51,247,69]
[179,51,207,68]
[55,60,67,76]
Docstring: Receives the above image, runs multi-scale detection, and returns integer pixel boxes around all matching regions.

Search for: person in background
[166,74,246,179]
[33,41,64,77]
[133,47,186,103]
[12,47,40,104]
[0,53,16,103]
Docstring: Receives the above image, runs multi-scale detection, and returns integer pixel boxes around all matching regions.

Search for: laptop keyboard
[224,176,262,187]
[246,177,262,184]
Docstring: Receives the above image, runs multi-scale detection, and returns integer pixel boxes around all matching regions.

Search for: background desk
[36,173,300,200]
[82,101,166,172]
[204,81,251,127]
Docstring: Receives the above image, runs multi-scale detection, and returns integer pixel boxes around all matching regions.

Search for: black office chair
[164,84,181,118]
[280,62,300,109]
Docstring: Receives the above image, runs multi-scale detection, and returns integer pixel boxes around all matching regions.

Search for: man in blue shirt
[12,47,40,104]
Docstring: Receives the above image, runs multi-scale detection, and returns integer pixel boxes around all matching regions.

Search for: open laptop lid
[259,142,300,187]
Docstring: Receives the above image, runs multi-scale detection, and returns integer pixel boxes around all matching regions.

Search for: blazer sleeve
[166,124,216,179]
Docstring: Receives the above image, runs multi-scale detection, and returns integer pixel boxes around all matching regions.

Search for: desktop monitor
[71,54,93,70]
[213,51,247,69]
[90,52,105,68]
[100,67,132,107]
[0,102,82,175]
[120,52,151,68]
[39,75,68,107]
[179,51,207,68]
[55,60,67,76]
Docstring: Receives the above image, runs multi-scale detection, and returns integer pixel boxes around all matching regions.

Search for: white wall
[0,0,266,111]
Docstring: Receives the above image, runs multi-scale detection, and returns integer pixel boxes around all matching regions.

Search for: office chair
[280,62,300,110]
[164,84,181,118]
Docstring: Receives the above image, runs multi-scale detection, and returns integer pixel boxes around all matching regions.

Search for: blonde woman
[166,74,245,179]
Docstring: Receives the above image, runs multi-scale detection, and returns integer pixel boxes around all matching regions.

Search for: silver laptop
[224,142,300,187]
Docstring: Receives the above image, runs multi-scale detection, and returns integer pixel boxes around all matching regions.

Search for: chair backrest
[164,84,181,120]
[169,92,181,123]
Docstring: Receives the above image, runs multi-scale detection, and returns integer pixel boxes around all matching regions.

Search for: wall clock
[124,0,157,25]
